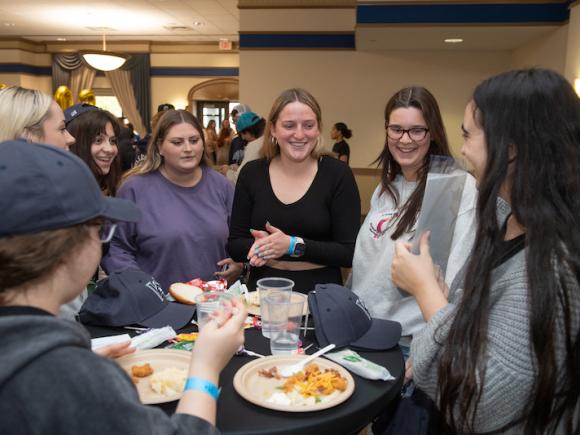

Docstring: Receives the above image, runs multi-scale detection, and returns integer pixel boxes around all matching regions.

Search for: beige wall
[511,25,568,73]
[565,2,580,84]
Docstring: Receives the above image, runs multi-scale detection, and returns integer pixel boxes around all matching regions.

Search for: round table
[86,325,404,435]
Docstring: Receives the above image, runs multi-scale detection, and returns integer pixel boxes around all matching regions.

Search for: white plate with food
[117,349,190,404]
[233,355,354,412]
[244,291,309,317]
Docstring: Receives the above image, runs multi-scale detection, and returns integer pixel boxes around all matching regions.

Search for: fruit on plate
[169,282,203,304]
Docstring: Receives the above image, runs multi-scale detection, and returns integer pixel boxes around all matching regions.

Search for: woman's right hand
[191,299,247,374]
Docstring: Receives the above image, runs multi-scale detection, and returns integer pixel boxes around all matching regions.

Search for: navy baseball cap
[0,140,141,237]
[64,103,100,126]
[79,270,195,329]
[308,284,402,351]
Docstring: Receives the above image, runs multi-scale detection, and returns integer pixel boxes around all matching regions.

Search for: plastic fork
[278,344,336,377]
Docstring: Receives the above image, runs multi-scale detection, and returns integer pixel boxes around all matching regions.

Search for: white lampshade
[82,52,128,71]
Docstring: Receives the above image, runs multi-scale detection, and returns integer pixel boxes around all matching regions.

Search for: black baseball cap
[79,270,195,329]
[157,103,175,112]
[64,103,100,126]
[0,140,141,237]
[308,284,402,351]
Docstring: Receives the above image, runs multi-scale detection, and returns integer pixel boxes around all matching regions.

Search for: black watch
[291,237,305,258]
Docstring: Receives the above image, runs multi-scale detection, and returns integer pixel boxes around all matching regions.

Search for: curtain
[105,69,147,137]
[123,54,151,134]
[69,66,96,103]
[52,54,85,93]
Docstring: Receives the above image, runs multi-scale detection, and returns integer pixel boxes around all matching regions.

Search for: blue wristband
[184,377,220,400]
[287,236,296,255]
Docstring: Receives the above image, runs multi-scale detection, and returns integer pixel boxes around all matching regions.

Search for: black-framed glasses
[386,125,429,142]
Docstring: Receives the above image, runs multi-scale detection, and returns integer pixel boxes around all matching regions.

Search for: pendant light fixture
[81,33,128,71]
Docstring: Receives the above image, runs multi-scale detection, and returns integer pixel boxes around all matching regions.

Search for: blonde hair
[122,109,212,182]
[0,87,53,142]
[261,88,326,161]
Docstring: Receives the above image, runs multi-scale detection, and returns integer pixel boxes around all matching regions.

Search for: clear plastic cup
[266,292,307,355]
[257,277,294,338]
[195,291,233,331]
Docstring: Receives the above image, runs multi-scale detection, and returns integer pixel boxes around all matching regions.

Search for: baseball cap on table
[308,284,402,351]
[64,103,100,126]
[0,140,141,237]
[236,111,261,133]
[79,270,195,329]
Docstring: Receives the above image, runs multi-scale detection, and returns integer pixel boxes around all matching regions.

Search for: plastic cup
[257,277,294,338]
[266,292,307,355]
[195,291,233,331]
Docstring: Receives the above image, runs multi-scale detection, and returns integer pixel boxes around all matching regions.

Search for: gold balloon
[79,88,96,106]
[54,85,73,111]
[0,83,8,90]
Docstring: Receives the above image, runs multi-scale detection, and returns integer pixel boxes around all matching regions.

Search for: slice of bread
[169,283,203,305]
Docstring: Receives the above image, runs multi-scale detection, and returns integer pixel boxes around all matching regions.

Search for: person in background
[0,86,75,149]
[0,140,247,435]
[228,88,360,294]
[102,110,242,290]
[215,119,234,166]
[116,119,138,172]
[349,86,477,358]
[228,103,252,166]
[331,122,352,164]
[65,104,122,196]
[204,119,218,164]
[226,111,265,184]
[392,69,579,434]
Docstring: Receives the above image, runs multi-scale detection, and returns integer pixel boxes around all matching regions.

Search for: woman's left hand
[215,258,243,284]
[247,223,291,267]
[391,231,441,297]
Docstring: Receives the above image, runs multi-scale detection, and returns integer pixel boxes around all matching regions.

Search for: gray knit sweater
[411,200,579,433]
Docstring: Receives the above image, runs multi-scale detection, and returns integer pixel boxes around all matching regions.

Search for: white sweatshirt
[350,173,477,338]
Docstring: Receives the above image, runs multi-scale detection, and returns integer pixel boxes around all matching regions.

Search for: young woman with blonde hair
[228,88,360,293]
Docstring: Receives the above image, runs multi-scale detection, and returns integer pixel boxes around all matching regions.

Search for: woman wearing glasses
[349,86,477,356]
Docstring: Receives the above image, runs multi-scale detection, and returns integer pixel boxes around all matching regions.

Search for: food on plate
[259,363,348,405]
[169,282,203,304]
[131,363,154,378]
[187,278,227,292]
[175,332,199,342]
[149,367,188,396]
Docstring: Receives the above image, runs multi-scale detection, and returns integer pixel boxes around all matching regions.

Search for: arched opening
[188,78,239,129]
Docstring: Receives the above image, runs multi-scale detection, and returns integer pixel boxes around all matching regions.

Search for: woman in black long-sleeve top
[228,88,361,294]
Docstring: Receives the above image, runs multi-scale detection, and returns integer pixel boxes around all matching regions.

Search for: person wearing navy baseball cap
[0,139,247,434]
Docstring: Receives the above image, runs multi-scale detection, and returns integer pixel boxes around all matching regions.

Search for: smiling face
[271,101,320,163]
[90,122,118,175]
[461,101,488,184]
[386,107,431,181]
[32,101,75,150]
[158,122,204,175]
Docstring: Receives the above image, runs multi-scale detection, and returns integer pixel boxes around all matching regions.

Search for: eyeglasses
[386,125,429,142]
[99,223,117,244]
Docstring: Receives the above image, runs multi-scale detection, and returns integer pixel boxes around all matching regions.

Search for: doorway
[197,101,230,130]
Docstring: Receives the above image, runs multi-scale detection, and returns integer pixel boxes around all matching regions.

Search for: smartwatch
[291,237,305,258]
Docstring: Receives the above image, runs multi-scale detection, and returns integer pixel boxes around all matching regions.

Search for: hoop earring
[270,136,278,146]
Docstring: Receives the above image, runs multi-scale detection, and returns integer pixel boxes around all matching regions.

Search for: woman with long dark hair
[350,86,477,356]
[392,69,580,433]
[330,122,352,164]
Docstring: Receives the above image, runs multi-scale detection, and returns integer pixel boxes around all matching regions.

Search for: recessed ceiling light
[56,37,67,41]
[3,22,15,27]
[444,38,463,44]
[193,21,202,26]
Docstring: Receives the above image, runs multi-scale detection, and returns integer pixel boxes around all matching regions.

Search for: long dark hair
[67,110,122,195]
[374,86,451,239]
[437,69,580,434]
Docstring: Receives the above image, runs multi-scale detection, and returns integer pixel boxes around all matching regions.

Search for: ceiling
[0,0,240,42]
[0,0,567,51]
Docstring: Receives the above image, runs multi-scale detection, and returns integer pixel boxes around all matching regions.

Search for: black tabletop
[86,324,404,435]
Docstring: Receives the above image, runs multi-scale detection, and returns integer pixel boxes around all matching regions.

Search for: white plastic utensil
[279,343,336,377]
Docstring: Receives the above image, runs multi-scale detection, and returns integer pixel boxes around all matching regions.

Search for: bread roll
[169,283,203,304]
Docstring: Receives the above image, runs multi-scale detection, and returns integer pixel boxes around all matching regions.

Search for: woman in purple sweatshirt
[102,110,242,290]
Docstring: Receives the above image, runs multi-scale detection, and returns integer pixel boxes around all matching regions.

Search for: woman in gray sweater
[391,69,579,434]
